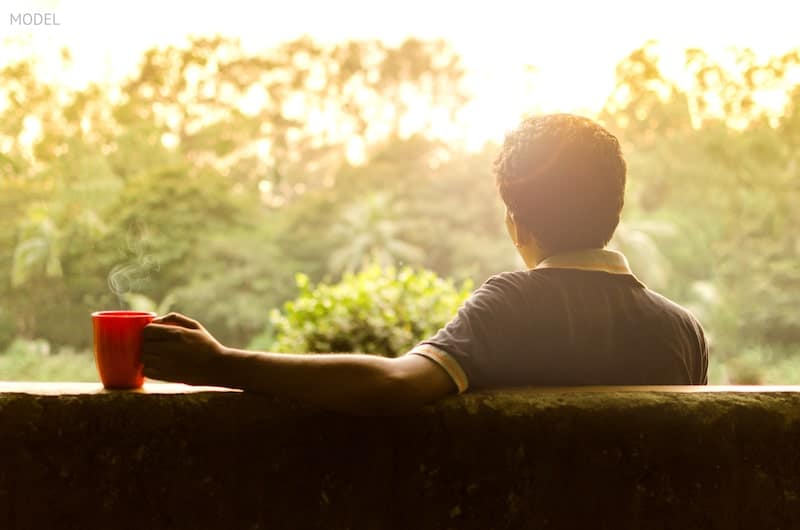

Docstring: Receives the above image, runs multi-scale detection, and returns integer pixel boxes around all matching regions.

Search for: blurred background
[1,0,798,383]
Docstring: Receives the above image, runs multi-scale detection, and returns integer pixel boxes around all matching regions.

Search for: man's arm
[218,349,455,415]
[141,313,456,415]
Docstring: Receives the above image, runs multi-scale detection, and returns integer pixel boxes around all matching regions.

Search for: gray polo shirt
[409,249,708,392]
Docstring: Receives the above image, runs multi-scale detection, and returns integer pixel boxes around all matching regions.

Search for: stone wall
[1,383,800,529]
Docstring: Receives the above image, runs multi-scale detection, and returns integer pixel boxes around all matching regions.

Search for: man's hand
[142,312,227,386]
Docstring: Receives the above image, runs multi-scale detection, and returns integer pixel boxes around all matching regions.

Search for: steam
[107,227,160,308]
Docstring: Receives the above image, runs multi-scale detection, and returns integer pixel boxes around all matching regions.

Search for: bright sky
[3,0,800,146]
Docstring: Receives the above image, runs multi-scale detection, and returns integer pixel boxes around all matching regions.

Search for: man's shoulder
[641,287,706,333]
[470,271,527,305]
[485,268,640,292]
[485,268,565,287]
[641,288,709,383]
[484,270,533,287]
[480,270,554,298]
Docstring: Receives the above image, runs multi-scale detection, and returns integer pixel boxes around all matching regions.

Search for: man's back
[411,250,708,392]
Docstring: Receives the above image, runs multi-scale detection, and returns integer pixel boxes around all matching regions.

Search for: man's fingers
[141,348,162,362]
[142,322,183,341]
[142,341,182,358]
[153,312,201,329]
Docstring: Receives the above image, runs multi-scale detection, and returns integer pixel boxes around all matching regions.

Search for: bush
[265,265,472,357]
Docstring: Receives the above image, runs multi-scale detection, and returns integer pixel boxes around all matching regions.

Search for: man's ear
[504,208,520,246]
[506,210,532,247]
[516,226,533,247]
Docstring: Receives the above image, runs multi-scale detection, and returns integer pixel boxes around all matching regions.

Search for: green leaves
[268,264,471,357]
[11,209,63,287]
[327,192,423,275]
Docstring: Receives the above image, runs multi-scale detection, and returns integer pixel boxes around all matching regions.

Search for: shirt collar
[535,248,633,275]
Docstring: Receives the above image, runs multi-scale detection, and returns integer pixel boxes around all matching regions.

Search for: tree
[114,36,468,201]
[599,41,693,145]
[328,192,423,274]
[0,36,472,350]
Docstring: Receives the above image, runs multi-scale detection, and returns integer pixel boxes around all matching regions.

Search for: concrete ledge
[2,383,800,529]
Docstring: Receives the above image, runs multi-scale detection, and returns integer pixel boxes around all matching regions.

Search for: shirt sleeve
[693,317,710,385]
[407,275,516,393]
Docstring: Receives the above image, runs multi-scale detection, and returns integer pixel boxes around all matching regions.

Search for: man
[142,114,708,414]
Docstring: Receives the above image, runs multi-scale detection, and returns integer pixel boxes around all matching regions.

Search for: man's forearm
[211,348,417,415]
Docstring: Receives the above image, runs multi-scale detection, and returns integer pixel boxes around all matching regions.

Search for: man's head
[494,114,626,264]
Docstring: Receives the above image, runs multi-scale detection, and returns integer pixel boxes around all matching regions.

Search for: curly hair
[494,114,626,253]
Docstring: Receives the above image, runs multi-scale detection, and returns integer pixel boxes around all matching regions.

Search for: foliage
[0,36,799,384]
[171,223,303,347]
[0,36,470,351]
[327,192,423,274]
[0,307,14,352]
[0,339,97,382]
[268,265,472,357]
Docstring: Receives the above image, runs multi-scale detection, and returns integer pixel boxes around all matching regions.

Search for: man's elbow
[346,365,451,416]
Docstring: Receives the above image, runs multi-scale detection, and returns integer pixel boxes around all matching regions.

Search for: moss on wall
[1,386,800,529]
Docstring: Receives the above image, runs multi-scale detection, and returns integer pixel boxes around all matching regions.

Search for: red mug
[91,311,156,389]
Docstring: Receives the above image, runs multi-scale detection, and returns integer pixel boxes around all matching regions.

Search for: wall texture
[1,383,800,530]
